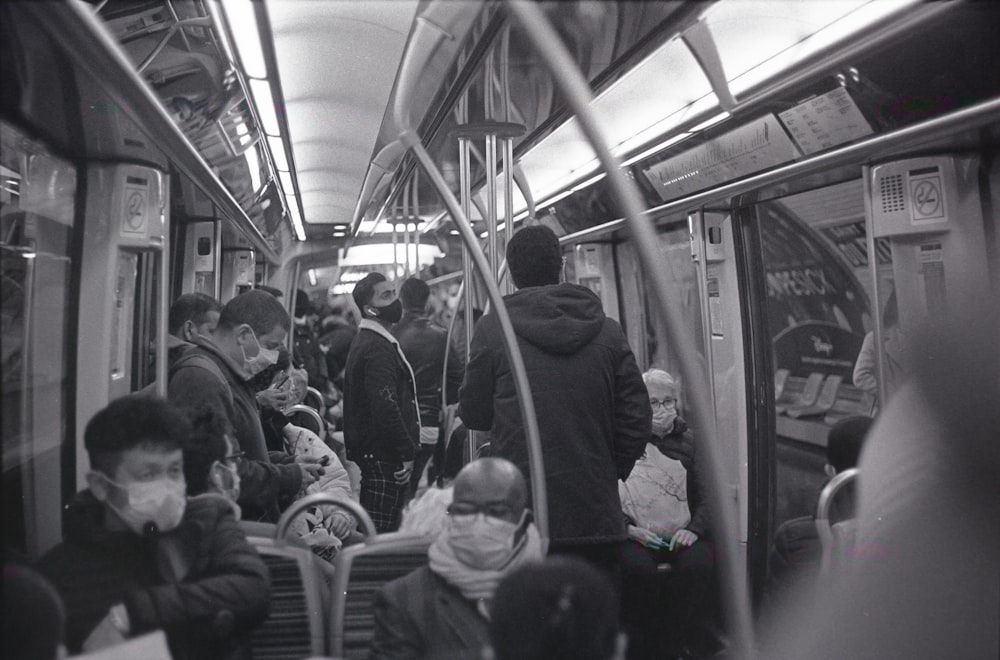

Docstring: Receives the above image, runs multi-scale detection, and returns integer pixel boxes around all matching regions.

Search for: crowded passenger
[369,458,542,659]
[35,395,270,659]
[487,556,628,660]
[853,288,903,409]
[618,369,714,660]
[3,562,67,660]
[181,405,244,519]
[392,277,465,493]
[167,289,323,522]
[343,272,420,533]
[292,288,330,394]
[319,303,357,390]
[397,484,454,538]
[766,415,872,598]
[158,292,222,371]
[459,224,650,586]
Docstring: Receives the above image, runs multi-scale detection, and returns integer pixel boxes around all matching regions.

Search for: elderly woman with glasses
[618,369,716,660]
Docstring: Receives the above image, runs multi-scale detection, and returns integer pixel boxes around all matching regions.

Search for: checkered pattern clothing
[358,458,410,533]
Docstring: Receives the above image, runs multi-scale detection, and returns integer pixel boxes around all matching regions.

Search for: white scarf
[428,522,543,604]
[359,319,421,435]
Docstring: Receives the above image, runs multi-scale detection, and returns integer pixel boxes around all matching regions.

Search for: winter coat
[459,283,651,544]
[370,566,489,660]
[343,320,420,463]
[392,310,464,428]
[36,491,270,659]
[168,339,302,521]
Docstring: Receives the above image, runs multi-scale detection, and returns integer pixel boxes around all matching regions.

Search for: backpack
[140,349,233,406]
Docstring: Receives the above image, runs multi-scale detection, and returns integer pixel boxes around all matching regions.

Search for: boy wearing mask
[36,395,270,659]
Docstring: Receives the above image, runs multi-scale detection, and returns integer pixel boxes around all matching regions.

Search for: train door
[1,120,81,557]
[690,210,753,593]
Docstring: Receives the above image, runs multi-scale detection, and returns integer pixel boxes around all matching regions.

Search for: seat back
[285,403,326,438]
[329,533,433,659]
[246,537,334,659]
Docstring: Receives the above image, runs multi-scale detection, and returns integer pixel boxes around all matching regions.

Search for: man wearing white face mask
[370,458,543,659]
[169,290,323,522]
[36,395,270,659]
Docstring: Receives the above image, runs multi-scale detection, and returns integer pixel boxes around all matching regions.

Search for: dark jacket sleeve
[611,326,652,480]
[370,579,425,659]
[366,343,417,461]
[685,432,711,538]
[444,340,466,408]
[123,505,271,634]
[169,361,302,508]
[457,322,497,431]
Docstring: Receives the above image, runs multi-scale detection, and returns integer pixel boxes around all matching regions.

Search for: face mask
[210,460,241,501]
[241,327,280,376]
[651,407,677,435]
[104,475,187,536]
[369,298,403,324]
[446,512,525,570]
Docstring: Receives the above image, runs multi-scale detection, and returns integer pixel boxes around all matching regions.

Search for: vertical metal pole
[485,133,499,280]
[458,135,479,460]
[391,224,399,282]
[502,136,515,294]
[412,173,421,275]
[402,176,411,278]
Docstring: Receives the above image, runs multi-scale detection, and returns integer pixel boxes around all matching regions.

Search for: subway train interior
[2,0,998,658]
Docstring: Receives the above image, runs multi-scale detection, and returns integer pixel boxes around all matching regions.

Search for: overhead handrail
[33,0,280,265]
[276,492,378,541]
[392,0,546,549]
[505,1,753,656]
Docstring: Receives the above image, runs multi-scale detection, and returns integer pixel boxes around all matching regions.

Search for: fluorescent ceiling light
[245,143,261,193]
[248,78,279,136]
[621,133,691,168]
[279,171,295,195]
[338,271,368,283]
[220,0,267,79]
[286,198,305,241]
[338,243,443,266]
[330,283,354,295]
[308,269,317,286]
[572,172,606,192]
[267,135,288,171]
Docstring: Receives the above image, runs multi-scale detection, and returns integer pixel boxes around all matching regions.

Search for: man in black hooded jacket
[459,224,651,586]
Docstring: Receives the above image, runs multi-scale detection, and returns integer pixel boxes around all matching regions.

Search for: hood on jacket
[504,283,605,355]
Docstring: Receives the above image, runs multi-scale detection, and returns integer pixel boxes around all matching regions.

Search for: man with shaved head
[370,458,543,659]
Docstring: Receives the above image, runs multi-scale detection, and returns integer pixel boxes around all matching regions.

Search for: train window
[751,179,875,530]
[1,119,78,556]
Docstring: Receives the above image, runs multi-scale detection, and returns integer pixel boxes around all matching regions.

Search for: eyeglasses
[649,397,676,410]
[447,501,515,524]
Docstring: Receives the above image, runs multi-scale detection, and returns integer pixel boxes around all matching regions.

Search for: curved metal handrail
[304,386,326,418]
[392,0,547,550]
[505,0,752,654]
[284,404,325,439]
[276,492,378,540]
[816,468,859,526]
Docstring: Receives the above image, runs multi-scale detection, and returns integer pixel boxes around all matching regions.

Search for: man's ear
[182,319,197,342]
[824,464,837,479]
[86,470,111,503]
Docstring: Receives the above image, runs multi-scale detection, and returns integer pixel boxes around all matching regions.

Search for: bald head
[452,458,527,523]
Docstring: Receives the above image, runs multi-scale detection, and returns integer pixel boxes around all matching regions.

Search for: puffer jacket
[459,283,651,544]
[35,491,270,659]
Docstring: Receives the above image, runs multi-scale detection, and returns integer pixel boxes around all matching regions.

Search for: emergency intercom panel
[870,156,957,238]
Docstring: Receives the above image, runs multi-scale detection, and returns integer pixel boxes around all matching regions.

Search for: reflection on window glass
[1,119,77,555]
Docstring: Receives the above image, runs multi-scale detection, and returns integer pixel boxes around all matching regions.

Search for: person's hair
[3,562,65,660]
[399,277,430,311]
[490,557,620,660]
[352,272,386,311]
[181,405,232,495]
[294,288,313,318]
[217,289,291,335]
[168,292,222,336]
[642,368,677,392]
[85,395,192,476]
[507,225,563,289]
[827,415,873,473]
[882,289,898,328]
